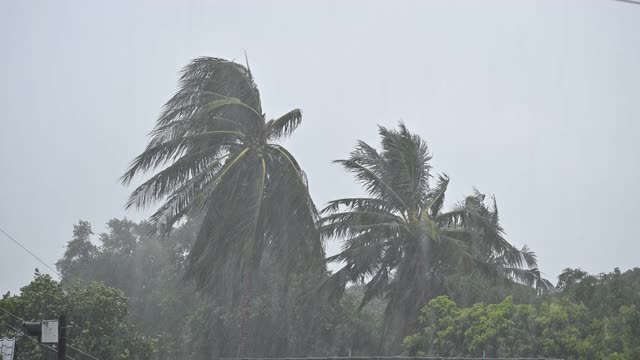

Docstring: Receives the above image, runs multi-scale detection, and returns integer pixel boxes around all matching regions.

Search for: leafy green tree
[120,57,324,356]
[556,267,640,319]
[100,218,139,255]
[406,268,640,360]
[320,123,549,353]
[0,271,154,359]
[56,220,97,279]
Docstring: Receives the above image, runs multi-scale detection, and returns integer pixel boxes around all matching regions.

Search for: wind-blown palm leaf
[426,174,449,217]
[266,109,303,139]
[322,197,392,214]
[335,159,408,211]
[378,123,431,211]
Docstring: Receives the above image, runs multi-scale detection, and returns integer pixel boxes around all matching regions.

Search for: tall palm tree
[121,57,323,357]
[320,123,549,354]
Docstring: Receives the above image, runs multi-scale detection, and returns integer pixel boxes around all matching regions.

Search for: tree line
[404,268,640,360]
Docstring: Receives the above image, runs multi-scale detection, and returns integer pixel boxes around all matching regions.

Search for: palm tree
[121,57,323,357]
[457,192,553,293]
[320,123,549,354]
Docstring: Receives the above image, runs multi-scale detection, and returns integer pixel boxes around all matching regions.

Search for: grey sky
[1,0,639,294]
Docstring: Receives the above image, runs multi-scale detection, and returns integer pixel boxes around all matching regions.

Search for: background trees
[33,218,381,359]
[404,267,640,360]
[3,219,638,359]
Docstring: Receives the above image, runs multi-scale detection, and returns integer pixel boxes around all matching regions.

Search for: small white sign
[41,320,59,343]
[1,337,16,360]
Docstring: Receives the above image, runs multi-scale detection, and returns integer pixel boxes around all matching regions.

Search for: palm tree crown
[320,123,549,353]
[121,55,323,300]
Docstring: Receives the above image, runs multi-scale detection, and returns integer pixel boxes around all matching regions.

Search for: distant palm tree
[457,192,553,294]
[320,123,549,354]
[121,57,323,357]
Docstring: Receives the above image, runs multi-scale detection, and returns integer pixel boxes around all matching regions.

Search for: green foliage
[443,272,540,308]
[56,220,97,279]
[557,267,640,318]
[405,267,640,360]
[0,272,154,359]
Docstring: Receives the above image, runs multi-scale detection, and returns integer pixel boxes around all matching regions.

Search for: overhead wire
[0,226,59,276]
[614,0,640,5]
[67,344,100,360]
[0,303,100,360]
[0,306,23,323]
[0,320,78,360]
[0,226,101,360]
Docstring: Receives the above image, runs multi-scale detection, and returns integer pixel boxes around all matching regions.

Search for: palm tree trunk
[237,274,254,358]
[380,257,433,355]
[380,288,431,355]
[237,168,266,358]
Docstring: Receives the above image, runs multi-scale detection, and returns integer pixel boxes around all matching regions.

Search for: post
[57,315,66,360]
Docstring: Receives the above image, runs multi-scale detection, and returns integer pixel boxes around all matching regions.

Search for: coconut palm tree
[121,57,323,357]
[320,123,548,354]
[456,192,553,294]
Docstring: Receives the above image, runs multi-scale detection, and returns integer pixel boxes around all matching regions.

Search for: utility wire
[67,344,100,360]
[0,304,100,360]
[0,320,78,360]
[0,224,104,287]
[614,0,640,5]
[0,306,23,322]
[0,229,103,360]
[0,226,59,277]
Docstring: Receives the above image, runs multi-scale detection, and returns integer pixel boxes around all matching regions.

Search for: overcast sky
[1,0,639,294]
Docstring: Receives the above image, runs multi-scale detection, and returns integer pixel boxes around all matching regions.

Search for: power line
[0,304,100,360]
[614,0,640,5]
[0,224,102,290]
[0,227,105,359]
[0,226,59,277]
[67,343,100,360]
[0,306,22,323]
[0,320,78,360]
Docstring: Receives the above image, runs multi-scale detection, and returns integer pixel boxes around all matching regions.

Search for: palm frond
[269,144,311,189]
[146,147,250,229]
[321,197,392,214]
[425,174,449,217]
[175,57,262,114]
[266,109,302,139]
[335,159,408,211]
[120,131,242,185]
[378,122,432,209]
[360,266,389,309]
[125,151,228,210]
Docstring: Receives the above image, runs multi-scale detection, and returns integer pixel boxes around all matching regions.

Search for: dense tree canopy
[404,267,640,360]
